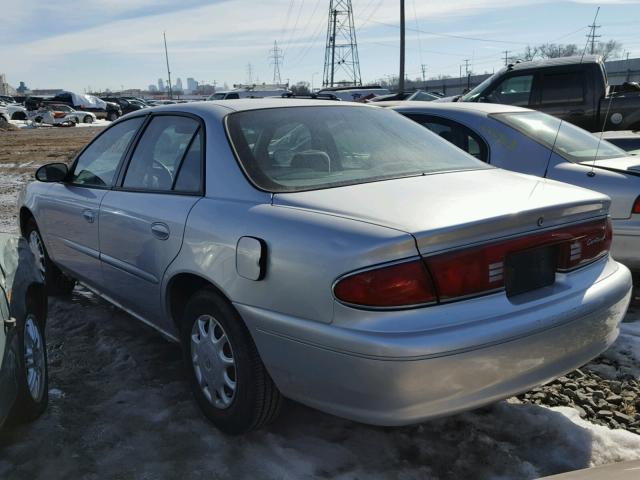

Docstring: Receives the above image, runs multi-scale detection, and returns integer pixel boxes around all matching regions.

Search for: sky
[2,0,640,93]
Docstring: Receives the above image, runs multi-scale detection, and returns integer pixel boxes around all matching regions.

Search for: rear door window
[70,117,144,187]
[537,71,585,105]
[123,115,200,192]
[407,114,489,162]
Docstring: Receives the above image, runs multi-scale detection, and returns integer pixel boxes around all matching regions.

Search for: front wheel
[83,115,93,124]
[25,218,75,296]
[106,112,118,122]
[181,290,282,434]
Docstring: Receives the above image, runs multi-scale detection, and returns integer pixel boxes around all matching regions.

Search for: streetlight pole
[399,0,405,93]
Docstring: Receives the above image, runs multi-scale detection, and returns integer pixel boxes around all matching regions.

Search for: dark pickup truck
[451,55,640,132]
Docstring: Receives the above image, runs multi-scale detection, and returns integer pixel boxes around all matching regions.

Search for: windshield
[226,106,488,193]
[459,71,502,102]
[493,111,627,162]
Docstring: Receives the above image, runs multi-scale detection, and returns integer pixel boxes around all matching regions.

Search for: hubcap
[24,315,45,402]
[191,315,237,409]
[28,230,46,276]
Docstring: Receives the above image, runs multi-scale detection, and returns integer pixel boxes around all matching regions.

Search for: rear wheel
[25,218,75,296]
[181,290,282,434]
[10,311,48,424]
[107,111,118,122]
[83,115,93,124]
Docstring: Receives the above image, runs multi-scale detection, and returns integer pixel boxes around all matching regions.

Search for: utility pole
[163,32,173,100]
[421,64,427,86]
[503,50,510,66]
[586,7,601,55]
[269,41,283,85]
[399,0,405,93]
[322,0,361,87]
[464,59,470,76]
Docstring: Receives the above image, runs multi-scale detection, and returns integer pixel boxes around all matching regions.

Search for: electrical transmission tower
[270,41,283,85]
[322,0,362,88]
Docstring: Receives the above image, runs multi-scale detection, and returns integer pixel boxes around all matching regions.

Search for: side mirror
[35,163,68,182]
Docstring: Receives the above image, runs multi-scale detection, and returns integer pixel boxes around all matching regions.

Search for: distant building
[158,78,165,91]
[30,89,64,96]
[186,77,198,93]
[0,74,18,96]
[175,78,183,91]
[16,81,28,94]
[149,84,158,92]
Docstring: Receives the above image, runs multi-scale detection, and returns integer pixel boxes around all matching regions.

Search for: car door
[38,117,145,287]
[482,73,534,107]
[98,114,203,327]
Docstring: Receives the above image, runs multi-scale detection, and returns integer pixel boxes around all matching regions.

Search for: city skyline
[2,1,639,92]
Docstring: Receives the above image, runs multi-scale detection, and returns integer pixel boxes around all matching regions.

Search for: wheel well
[19,208,35,238]
[26,283,48,327]
[167,273,229,330]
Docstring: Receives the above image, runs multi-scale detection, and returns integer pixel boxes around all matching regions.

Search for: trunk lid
[273,169,610,254]
[579,156,640,176]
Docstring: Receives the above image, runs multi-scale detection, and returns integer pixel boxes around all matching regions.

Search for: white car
[0,102,27,121]
[47,104,96,124]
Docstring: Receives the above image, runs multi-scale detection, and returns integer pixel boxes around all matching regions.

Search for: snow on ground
[0,288,638,480]
[9,119,110,129]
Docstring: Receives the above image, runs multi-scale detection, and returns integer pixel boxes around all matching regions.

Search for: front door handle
[82,209,95,223]
[151,222,170,240]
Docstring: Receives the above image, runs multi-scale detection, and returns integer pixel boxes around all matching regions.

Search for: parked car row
[20,98,632,436]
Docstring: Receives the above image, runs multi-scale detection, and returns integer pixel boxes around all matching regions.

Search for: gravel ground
[0,127,639,479]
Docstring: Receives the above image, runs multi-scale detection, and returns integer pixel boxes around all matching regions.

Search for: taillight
[633,196,640,214]
[334,218,611,308]
[333,259,436,307]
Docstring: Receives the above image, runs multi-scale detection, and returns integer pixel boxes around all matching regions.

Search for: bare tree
[595,40,623,60]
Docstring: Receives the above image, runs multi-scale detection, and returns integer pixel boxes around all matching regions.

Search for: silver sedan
[384,101,640,271]
[19,100,631,433]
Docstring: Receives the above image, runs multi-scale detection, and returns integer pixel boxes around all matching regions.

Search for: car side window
[123,116,200,191]
[538,72,585,105]
[407,115,489,162]
[486,74,533,106]
[226,93,240,99]
[174,130,203,193]
[70,117,144,187]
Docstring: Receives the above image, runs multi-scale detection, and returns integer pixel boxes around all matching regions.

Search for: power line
[586,6,601,55]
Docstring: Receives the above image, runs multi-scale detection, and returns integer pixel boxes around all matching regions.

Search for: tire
[83,115,93,124]
[9,307,48,424]
[107,112,118,122]
[25,218,75,296]
[181,289,282,434]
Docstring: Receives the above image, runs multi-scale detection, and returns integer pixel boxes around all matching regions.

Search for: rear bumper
[612,218,640,271]
[237,258,631,426]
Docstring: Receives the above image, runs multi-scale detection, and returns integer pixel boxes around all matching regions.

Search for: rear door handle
[151,222,170,240]
[82,209,95,223]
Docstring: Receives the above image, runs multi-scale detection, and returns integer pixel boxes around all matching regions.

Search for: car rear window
[225,106,488,193]
[492,111,627,163]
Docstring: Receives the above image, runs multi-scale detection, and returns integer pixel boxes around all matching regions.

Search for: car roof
[142,98,374,115]
[507,54,601,71]
[378,100,531,117]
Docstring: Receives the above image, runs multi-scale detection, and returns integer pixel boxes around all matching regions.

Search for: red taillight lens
[557,218,612,270]
[333,259,436,307]
[633,196,640,215]
[334,218,612,308]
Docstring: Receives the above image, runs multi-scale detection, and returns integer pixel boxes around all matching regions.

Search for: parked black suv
[100,97,146,115]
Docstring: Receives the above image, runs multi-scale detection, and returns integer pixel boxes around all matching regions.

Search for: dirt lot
[0,127,639,480]
[0,126,103,232]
